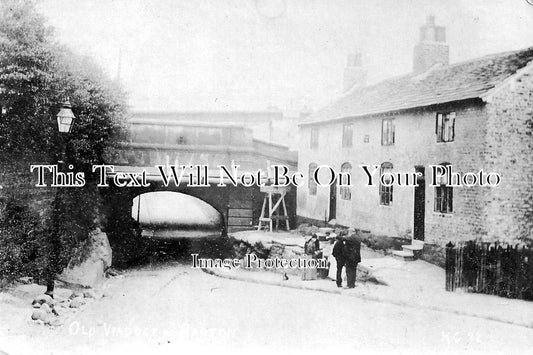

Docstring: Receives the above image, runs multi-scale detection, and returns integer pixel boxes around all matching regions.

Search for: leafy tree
[0,0,127,290]
[0,0,127,164]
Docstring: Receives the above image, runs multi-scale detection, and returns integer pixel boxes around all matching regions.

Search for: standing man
[343,235,361,288]
[331,235,345,288]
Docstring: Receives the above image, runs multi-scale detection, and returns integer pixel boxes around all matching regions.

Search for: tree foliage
[0,0,127,165]
[0,0,128,283]
[0,195,44,284]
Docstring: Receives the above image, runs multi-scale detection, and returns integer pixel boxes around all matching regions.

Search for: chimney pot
[413,16,449,73]
[343,52,367,92]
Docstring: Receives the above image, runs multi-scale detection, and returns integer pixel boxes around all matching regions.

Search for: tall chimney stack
[343,52,367,93]
[413,16,449,73]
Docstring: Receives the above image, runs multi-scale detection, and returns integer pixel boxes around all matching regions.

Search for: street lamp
[45,99,75,297]
[56,99,75,133]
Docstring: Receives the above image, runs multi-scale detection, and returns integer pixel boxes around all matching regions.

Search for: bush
[0,1,127,285]
[0,195,46,284]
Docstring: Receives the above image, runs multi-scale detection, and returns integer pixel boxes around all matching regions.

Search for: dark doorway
[413,166,425,241]
[329,181,337,221]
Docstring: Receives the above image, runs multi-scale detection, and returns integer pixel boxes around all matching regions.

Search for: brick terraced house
[297,17,533,263]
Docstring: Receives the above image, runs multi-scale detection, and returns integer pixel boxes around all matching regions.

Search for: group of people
[331,233,361,288]
[303,232,361,288]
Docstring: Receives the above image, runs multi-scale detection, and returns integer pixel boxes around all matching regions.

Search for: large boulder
[58,228,112,287]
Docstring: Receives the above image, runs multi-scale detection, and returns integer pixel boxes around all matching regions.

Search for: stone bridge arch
[100,181,271,239]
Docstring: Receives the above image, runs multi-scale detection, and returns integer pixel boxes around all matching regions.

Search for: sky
[37,0,533,113]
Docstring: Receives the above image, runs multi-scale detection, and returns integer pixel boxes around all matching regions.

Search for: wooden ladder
[257,186,290,232]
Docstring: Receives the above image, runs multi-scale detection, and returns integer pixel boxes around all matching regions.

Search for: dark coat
[343,239,361,266]
[332,240,345,261]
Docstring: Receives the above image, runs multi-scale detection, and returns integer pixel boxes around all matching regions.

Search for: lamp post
[45,99,75,297]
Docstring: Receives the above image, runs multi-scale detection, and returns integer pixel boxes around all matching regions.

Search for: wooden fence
[445,241,533,301]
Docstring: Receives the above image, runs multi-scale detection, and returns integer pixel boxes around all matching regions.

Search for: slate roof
[301,47,533,125]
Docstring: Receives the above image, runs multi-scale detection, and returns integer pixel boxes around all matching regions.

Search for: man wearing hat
[343,235,361,288]
[331,234,346,288]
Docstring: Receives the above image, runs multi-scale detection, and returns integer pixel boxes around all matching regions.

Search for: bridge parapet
[129,119,254,147]
[113,119,297,171]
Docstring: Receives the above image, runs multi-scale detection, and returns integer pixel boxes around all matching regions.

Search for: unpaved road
[2,262,532,355]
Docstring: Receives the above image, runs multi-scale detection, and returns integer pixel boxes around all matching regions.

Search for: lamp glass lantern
[57,99,75,133]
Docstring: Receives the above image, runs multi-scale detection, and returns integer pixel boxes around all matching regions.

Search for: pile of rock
[268,241,306,276]
[297,223,320,236]
[297,223,360,239]
[30,289,102,326]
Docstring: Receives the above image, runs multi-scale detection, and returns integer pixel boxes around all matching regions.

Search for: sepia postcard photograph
[1,0,533,354]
